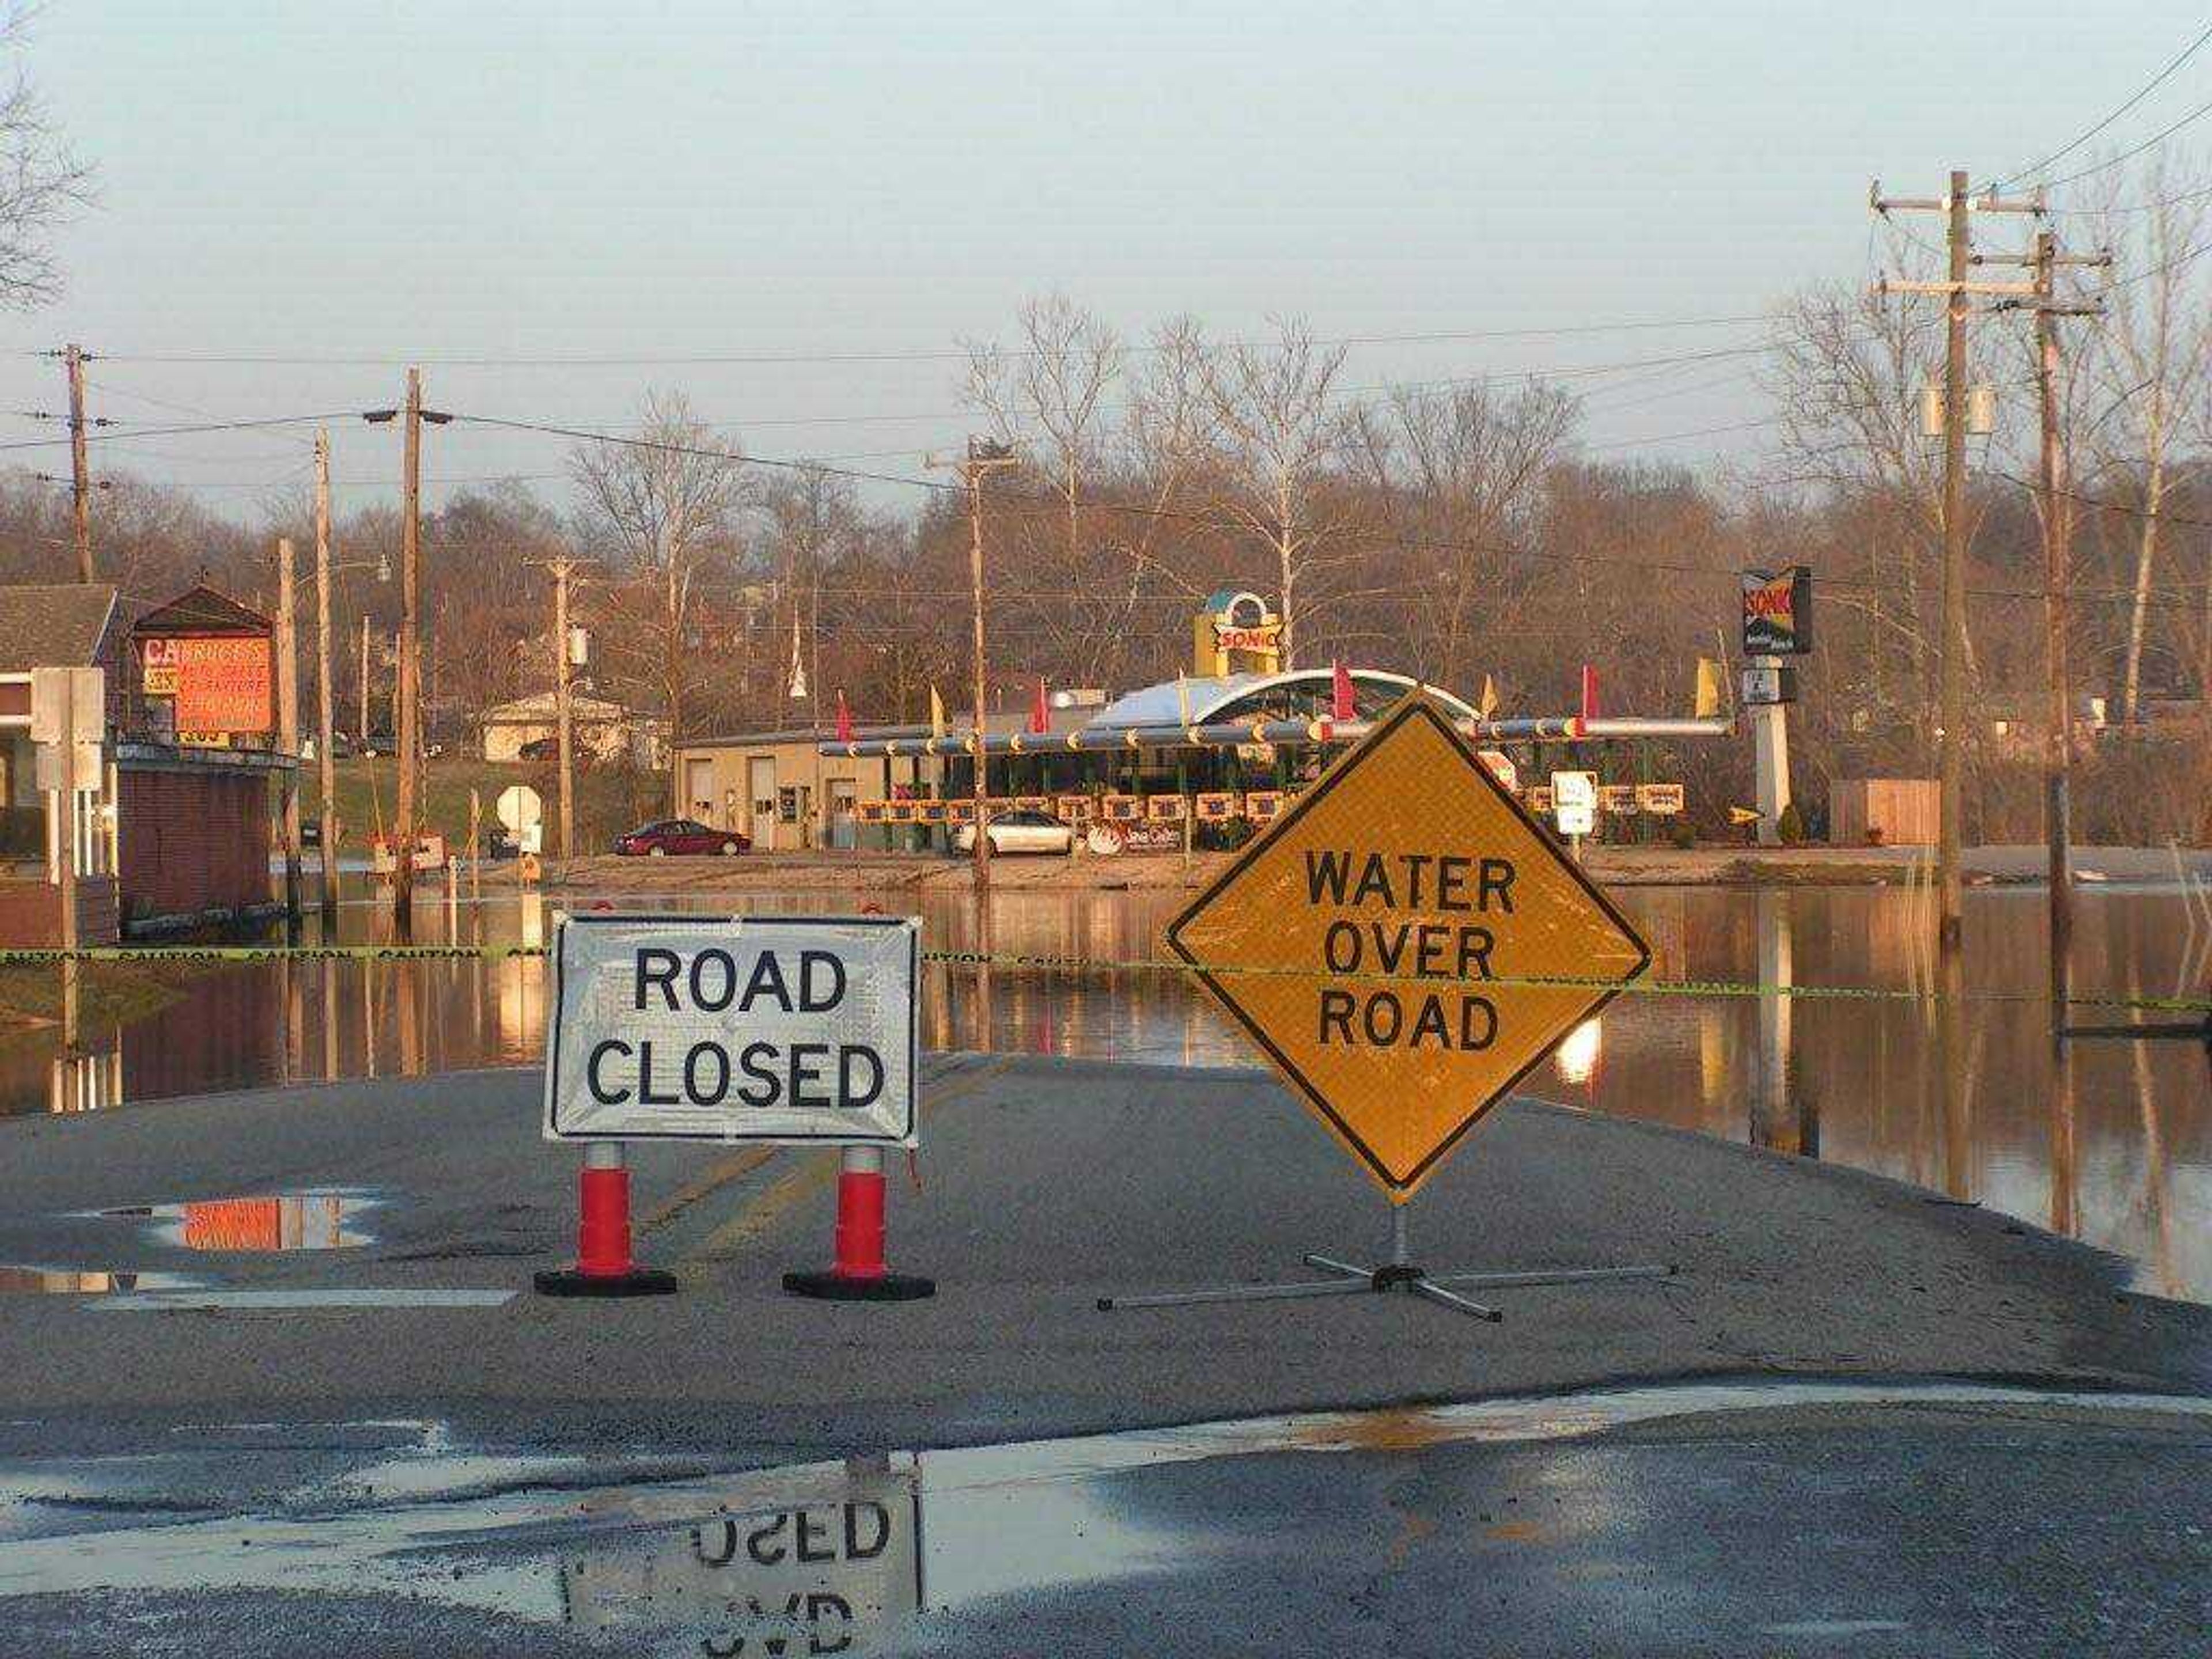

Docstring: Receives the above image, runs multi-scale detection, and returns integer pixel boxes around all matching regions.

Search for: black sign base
[534,1267,680,1298]
[783,1268,937,1302]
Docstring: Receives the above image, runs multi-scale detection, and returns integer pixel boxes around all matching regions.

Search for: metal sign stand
[1097,1204,1673,1322]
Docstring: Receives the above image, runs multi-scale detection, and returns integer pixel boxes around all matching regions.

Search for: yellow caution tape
[0,942,2203,1016]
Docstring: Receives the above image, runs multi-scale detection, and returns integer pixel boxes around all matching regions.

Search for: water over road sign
[545,912,918,1145]
[1165,692,1650,1200]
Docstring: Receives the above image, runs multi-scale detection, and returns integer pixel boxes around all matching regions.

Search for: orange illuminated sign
[173,636,273,734]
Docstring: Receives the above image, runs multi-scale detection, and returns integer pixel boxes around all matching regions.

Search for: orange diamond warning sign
[1166,692,1650,1200]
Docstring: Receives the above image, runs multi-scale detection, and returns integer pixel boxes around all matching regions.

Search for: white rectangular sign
[1551,770,1597,836]
[544,913,918,1145]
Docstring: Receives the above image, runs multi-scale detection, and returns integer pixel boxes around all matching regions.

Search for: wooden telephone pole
[1983,230,2108,1017]
[946,438,1020,893]
[64,343,92,582]
[537,556,584,862]
[314,430,340,923]
[1872,172,2040,950]
[390,369,423,932]
[275,536,302,923]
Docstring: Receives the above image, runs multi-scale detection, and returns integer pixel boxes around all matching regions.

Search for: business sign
[1597,784,1639,817]
[1166,693,1650,1199]
[1194,589,1285,676]
[139,637,179,696]
[1741,664,1798,706]
[544,914,918,1145]
[1741,567,1814,656]
[1551,770,1598,837]
[171,635,274,733]
[1635,782,1685,816]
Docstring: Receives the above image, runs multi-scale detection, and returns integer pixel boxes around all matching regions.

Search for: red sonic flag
[835,690,854,745]
[1029,676,1051,735]
[1331,658,1355,722]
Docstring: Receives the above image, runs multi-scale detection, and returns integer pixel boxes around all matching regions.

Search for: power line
[58,312,1779,370]
[1990,20,2212,190]
[2033,89,2212,195]
[0,412,363,453]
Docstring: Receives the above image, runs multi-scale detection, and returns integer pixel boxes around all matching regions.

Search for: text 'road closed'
[546,916,918,1146]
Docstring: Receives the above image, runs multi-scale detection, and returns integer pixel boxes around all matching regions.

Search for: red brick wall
[116,769,272,926]
[0,875,119,946]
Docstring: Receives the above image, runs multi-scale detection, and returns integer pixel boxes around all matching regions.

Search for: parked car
[517,736,557,762]
[614,819,748,857]
[952,808,1077,857]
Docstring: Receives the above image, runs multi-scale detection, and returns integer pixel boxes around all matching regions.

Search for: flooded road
[3,880,2206,1301]
[5,1382,2210,1657]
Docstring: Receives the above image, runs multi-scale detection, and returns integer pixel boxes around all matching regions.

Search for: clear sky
[2,0,2200,518]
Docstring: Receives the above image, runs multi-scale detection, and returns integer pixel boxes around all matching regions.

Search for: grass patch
[301,756,662,854]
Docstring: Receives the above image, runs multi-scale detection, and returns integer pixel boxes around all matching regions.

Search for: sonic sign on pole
[1103,692,1674,1323]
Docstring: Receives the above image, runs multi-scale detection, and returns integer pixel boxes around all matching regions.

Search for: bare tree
[1201,317,1350,667]
[1347,380,1576,689]
[1761,276,1957,739]
[569,390,752,769]
[0,7,90,307]
[965,293,1123,566]
[2085,153,2212,725]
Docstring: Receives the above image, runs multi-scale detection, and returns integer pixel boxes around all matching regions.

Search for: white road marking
[88,1289,514,1312]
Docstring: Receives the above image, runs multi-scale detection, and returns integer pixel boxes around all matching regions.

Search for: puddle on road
[0,1266,203,1294]
[1,1381,2208,1653]
[91,1189,378,1252]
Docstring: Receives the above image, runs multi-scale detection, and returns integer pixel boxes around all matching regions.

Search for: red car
[613,818,749,857]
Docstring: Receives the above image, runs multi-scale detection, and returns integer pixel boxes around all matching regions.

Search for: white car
[953,809,1077,856]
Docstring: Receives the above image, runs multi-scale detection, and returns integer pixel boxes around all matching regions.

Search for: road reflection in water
[0,881,2203,1301]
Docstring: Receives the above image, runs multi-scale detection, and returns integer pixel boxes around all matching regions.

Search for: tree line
[4,161,2210,844]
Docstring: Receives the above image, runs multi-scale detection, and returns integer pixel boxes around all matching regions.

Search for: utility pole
[1978,230,2109,1018]
[55,668,77,1052]
[314,430,339,923]
[64,343,92,582]
[275,536,302,923]
[359,613,370,748]
[1939,171,1969,954]
[1871,173,2040,950]
[551,557,578,862]
[941,438,1019,893]
[393,369,423,934]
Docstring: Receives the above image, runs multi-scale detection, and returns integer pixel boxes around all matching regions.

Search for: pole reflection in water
[1748,889,1800,1156]
[2,882,2205,1302]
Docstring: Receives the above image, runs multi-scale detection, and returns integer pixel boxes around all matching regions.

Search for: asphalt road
[1,1054,2207,1461]
[2,1055,2210,1653]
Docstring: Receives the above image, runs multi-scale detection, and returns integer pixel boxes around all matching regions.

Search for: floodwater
[2,878,2206,1302]
[2,1381,2209,1654]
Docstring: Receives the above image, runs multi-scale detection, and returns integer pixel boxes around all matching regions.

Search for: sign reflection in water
[0,882,2202,1302]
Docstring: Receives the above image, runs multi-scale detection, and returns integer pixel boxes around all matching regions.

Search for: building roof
[1086,669,1474,730]
[481,690,634,724]
[130,584,270,638]
[0,584,118,674]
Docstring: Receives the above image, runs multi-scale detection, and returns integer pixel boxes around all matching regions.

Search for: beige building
[672,703,1094,851]
[480,692,665,766]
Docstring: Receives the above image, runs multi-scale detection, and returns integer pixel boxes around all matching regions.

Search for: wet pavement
[1,1381,2207,1657]
[2,878,2206,1301]
[2,1050,2209,1653]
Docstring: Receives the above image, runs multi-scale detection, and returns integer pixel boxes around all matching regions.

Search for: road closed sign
[544,913,918,1145]
[1165,692,1650,1199]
